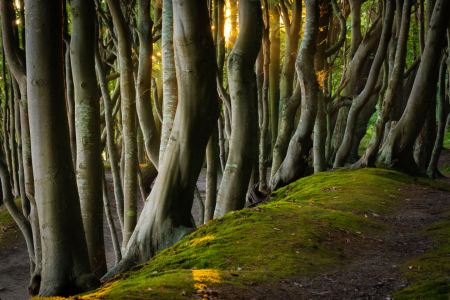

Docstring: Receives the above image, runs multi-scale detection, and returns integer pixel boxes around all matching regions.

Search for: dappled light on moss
[190,235,214,247]
[192,269,220,290]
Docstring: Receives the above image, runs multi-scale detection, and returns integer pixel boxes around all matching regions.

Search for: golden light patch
[79,282,118,299]
[192,269,221,290]
[190,235,214,247]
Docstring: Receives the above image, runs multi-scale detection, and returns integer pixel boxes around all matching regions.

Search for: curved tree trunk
[333,0,395,168]
[25,0,99,295]
[270,0,320,191]
[137,0,161,169]
[377,0,450,173]
[159,0,178,166]
[106,0,138,249]
[353,0,412,169]
[103,0,218,278]
[215,0,262,218]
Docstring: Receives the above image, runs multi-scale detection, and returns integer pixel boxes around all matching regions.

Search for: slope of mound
[37,168,450,299]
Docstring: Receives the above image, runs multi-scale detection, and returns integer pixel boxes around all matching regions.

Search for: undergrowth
[0,198,22,249]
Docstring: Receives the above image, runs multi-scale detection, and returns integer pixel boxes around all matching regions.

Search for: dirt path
[0,168,222,300]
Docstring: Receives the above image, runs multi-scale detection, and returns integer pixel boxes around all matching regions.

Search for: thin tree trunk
[103,0,218,278]
[353,0,412,169]
[215,0,262,217]
[25,0,99,295]
[270,0,320,191]
[205,126,218,223]
[9,77,20,197]
[106,0,138,249]
[427,57,447,178]
[160,0,178,166]
[377,0,450,173]
[137,0,161,169]
[64,38,77,169]
[269,4,280,153]
[333,0,395,168]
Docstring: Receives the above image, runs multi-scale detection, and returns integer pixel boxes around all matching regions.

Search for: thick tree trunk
[106,0,138,249]
[270,0,320,191]
[71,0,106,277]
[215,0,262,217]
[377,0,450,173]
[333,0,395,168]
[103,0,218,278]
[25,0,99,295]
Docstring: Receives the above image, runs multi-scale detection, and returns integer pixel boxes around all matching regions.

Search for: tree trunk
[106,0,138,249]
[427,57,447,178]
[269,4,280,153]
[215,0,262,218]
[333,0,395,168]
[25,0,99,295]
[270,0,320,191]
[137,0,161,169]
[160,0,178,166]
[103,0,218,278]
[377,0,450,173]
[71,0,106,277]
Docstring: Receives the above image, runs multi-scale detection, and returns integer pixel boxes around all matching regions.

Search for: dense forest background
[0,0,449,297]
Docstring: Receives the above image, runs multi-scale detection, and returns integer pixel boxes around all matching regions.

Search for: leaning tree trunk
[270,0,320,191]
[106,0,138,249]
[25,0,99,296]
[333,0,395,168]
[353,0,412,169]
[137,0,161,169]
[102,0,218,278]
[214,0,262,218]
[71,0,106,277]
[377,0,450,173]
[270,0,302,180]
[159,0,178,165]
[427,57,447,178]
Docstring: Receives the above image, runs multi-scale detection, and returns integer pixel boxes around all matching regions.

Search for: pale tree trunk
[64,37,77,169]
[9,78,20,197]
[106,0,138,250]
[71,0,106,277]
[160,0,178,165]
[353,0,412,169]
[103,0,218,278]
[215,0,262,217]
[378,0,450,173]
[137,0,161,169]
[25,0,99,296]
[333,0,395,168]
[270,0,320,191]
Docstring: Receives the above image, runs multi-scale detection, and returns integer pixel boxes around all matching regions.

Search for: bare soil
[1,152,450,300]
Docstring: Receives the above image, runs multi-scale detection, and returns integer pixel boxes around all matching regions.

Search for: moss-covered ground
[33,168,450,299]
[0,198,22,249]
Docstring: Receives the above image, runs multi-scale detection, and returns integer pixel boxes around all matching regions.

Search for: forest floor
[1,152,450,299]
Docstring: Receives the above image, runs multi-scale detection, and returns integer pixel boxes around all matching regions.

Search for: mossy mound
[37,168,450,299]
[0,198,22,249]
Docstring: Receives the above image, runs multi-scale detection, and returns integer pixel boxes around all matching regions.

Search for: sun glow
[224,4,232,44]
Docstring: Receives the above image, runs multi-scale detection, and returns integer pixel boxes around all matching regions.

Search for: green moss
[40,168,450,300]
[0,198,22,249]
[394,219,450,299]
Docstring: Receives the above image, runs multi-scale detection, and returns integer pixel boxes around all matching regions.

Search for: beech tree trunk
[215,0,262,217]
[270,0,320,191]
[103,0,218,278]
[377,0,450,172]
[25,0,99,295]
